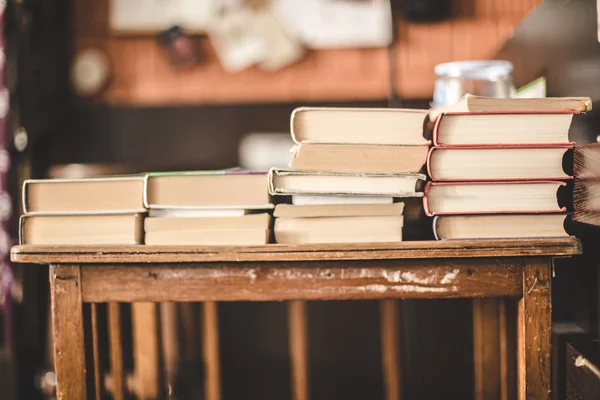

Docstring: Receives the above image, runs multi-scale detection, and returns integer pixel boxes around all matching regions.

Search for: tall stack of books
[573,143,600,226]
[143,171,272,245]
[20,177,146,245]
[268,107,429,244]
[424,95,592,240]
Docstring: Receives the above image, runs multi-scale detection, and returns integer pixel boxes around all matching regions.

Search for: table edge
[11,238,582,264]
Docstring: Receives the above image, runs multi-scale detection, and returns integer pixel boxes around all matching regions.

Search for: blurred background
[1,0,600,399]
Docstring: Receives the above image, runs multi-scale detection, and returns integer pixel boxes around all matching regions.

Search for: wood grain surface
[50,265,87,399]
[11,238,581,264]
[79,258,526,302]
[288,300,309,400]
[380,299,402,400]
[518,259,552,400]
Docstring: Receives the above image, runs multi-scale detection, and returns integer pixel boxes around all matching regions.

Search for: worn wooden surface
[160,302,179,387]
[473,298,516,400]
[132,303,159,399]
[499,299,517,400]
[288,301,309,400]
[50,265,87,400]
[380,299,402,400]
[11,239,581,264]
[203,302,222,400]
[91,303,104,400]
[107,303,126,400]
[518,259,552,400]
[80,259,524,302]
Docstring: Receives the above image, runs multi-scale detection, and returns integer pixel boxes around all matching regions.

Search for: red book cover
[422,180,568,217]
[432,111,578,147]
[426,144,574,182]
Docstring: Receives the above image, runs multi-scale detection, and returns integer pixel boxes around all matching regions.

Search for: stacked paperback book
[424,95,592,240]
[20,171,273,245]
[268,107,429,244]
[573,143,600,226]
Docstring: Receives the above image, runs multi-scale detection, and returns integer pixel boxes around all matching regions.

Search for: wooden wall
[72,0,541,105]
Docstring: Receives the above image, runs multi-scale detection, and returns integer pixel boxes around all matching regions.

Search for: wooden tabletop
[11,238,581,264]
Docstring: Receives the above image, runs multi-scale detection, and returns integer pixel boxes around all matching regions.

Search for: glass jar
[433,60,517,107]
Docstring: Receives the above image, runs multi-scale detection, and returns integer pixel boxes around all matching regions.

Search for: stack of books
[268,107,429,244]
[424,95,592,240]
[20,171,274,246]
[143,171,272,245]
[20,177,146,245]
[574,143,600,226]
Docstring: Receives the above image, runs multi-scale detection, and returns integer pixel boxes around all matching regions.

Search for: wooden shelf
[73,0,541,105]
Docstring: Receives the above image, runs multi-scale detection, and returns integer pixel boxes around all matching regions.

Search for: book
[574,143,600,180]
[433,214,568,240]
[23,177,146,214]
[423,181,567,216]
[274,216,404,244]
[269,169,425,197]
[291,195,394,206]
[427,145,572,181]
[432,112,576,146]
[145,213,271,232]
[148,208,250,218]
[20,213,144,245]
[290,107,429,145]
[290,143,429,174]
[574,178,600,212]
[274,202,405,218]
[428,94,592,121]
[573,144,600,226]
[145,229,270,245]
[144,170,272,209]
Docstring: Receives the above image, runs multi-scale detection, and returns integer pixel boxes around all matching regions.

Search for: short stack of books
[143,171,272,245]
[268,107,429,244]
[424,95,592,240]
[574,143,600,226]
[20,177,146,245]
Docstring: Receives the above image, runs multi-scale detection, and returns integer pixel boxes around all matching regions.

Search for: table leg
[288,300,309,400]
[380,299,402,400]
[473,299,516,400]
[518,259,552,400]
[50,264,87,399]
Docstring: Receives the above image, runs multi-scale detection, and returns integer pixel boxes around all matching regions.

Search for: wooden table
[11,238,581,400]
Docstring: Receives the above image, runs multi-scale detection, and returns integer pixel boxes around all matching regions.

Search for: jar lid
[435,60,513,80]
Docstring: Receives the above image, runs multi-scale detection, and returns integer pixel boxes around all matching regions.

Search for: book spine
[432,215,440,240]
[431,113,444,146]
[426,147,436,180]
[422,181,433,217]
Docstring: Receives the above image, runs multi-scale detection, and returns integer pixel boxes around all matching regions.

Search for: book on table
[144,170,272,210]
[573,144,600,226]
[423,181,568,216]
[144,213,271,245]
[20,213,144,245]
[433,214,569,240]
[268,169,426,197]
[144,170,273,245]
[427,145,573,181]
[23,176,146,214]
[20,176,146,245]
[289,106,430,174]
[291,107,430,145]
[428,95,591,147]
[428,94,592,121]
